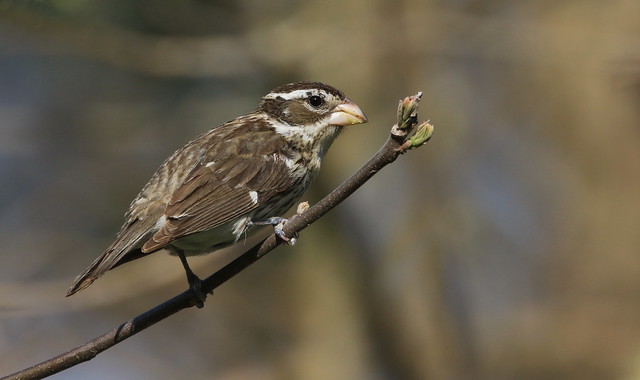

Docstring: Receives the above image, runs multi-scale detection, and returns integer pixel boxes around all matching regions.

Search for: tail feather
[68,245,157,296]
[66,251,112,296]
[67,247,154,296]
[66,218,155,296]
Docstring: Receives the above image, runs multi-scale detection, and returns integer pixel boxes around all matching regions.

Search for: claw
[274,220,296,245]
[191,285,206,309]
[186,271,206,308]
[248,216,297,245]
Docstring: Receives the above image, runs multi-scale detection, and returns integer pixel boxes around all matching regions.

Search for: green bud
[407,121,434,149]
[397,92,423,130]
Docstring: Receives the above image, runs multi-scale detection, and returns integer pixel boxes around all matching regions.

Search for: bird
[66,81,367,304]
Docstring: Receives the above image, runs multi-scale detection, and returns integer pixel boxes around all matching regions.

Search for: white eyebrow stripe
[264,89,323,100]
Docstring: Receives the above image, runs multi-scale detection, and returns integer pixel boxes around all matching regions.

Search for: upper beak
[329,99,368,126]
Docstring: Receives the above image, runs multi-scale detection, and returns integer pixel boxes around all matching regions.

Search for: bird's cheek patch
[286,103,322,125]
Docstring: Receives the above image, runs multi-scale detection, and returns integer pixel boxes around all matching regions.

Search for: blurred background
[1,1,640,379]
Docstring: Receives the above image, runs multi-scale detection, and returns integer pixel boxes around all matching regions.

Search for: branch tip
[397,92,422,131]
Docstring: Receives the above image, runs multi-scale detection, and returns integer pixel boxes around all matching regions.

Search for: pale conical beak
[329,100,368,126]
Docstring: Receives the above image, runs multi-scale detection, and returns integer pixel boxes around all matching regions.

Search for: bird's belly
[170,219,249,256]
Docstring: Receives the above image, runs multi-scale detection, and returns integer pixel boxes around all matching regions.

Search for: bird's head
[258,81,367,128]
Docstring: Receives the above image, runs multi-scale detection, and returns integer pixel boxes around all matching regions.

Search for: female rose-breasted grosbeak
[67,82,367,300]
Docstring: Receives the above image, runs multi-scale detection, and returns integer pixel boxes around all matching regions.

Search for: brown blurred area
[1,0,640,379]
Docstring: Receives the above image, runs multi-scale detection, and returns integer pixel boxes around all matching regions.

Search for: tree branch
[2,92,434,380]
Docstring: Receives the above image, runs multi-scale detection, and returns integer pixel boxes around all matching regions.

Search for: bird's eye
[308,95,324,108]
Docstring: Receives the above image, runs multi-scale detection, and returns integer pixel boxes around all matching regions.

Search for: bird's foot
[248,216,297,245]
[186,272,207,308]
[274,218,295,245]
[176,249,209,308]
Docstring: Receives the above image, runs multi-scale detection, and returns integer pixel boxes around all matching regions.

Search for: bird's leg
[247,217,296,245]
[176,249,207,308]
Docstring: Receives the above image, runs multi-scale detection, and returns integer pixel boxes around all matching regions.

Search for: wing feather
[142,148,296,253]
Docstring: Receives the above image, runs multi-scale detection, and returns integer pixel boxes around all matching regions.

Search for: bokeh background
[1,1,640,379]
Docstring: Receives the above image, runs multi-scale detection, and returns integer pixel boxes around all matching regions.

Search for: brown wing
[141,151,296,252]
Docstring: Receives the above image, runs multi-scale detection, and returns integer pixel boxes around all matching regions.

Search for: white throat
[268,117,341,162]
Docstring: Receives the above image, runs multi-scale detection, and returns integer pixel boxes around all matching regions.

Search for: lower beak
[329,100,368,126]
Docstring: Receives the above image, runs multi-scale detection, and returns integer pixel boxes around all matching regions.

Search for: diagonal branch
[2,92,434,380]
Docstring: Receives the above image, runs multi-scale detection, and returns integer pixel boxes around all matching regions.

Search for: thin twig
[2,93,434,380]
